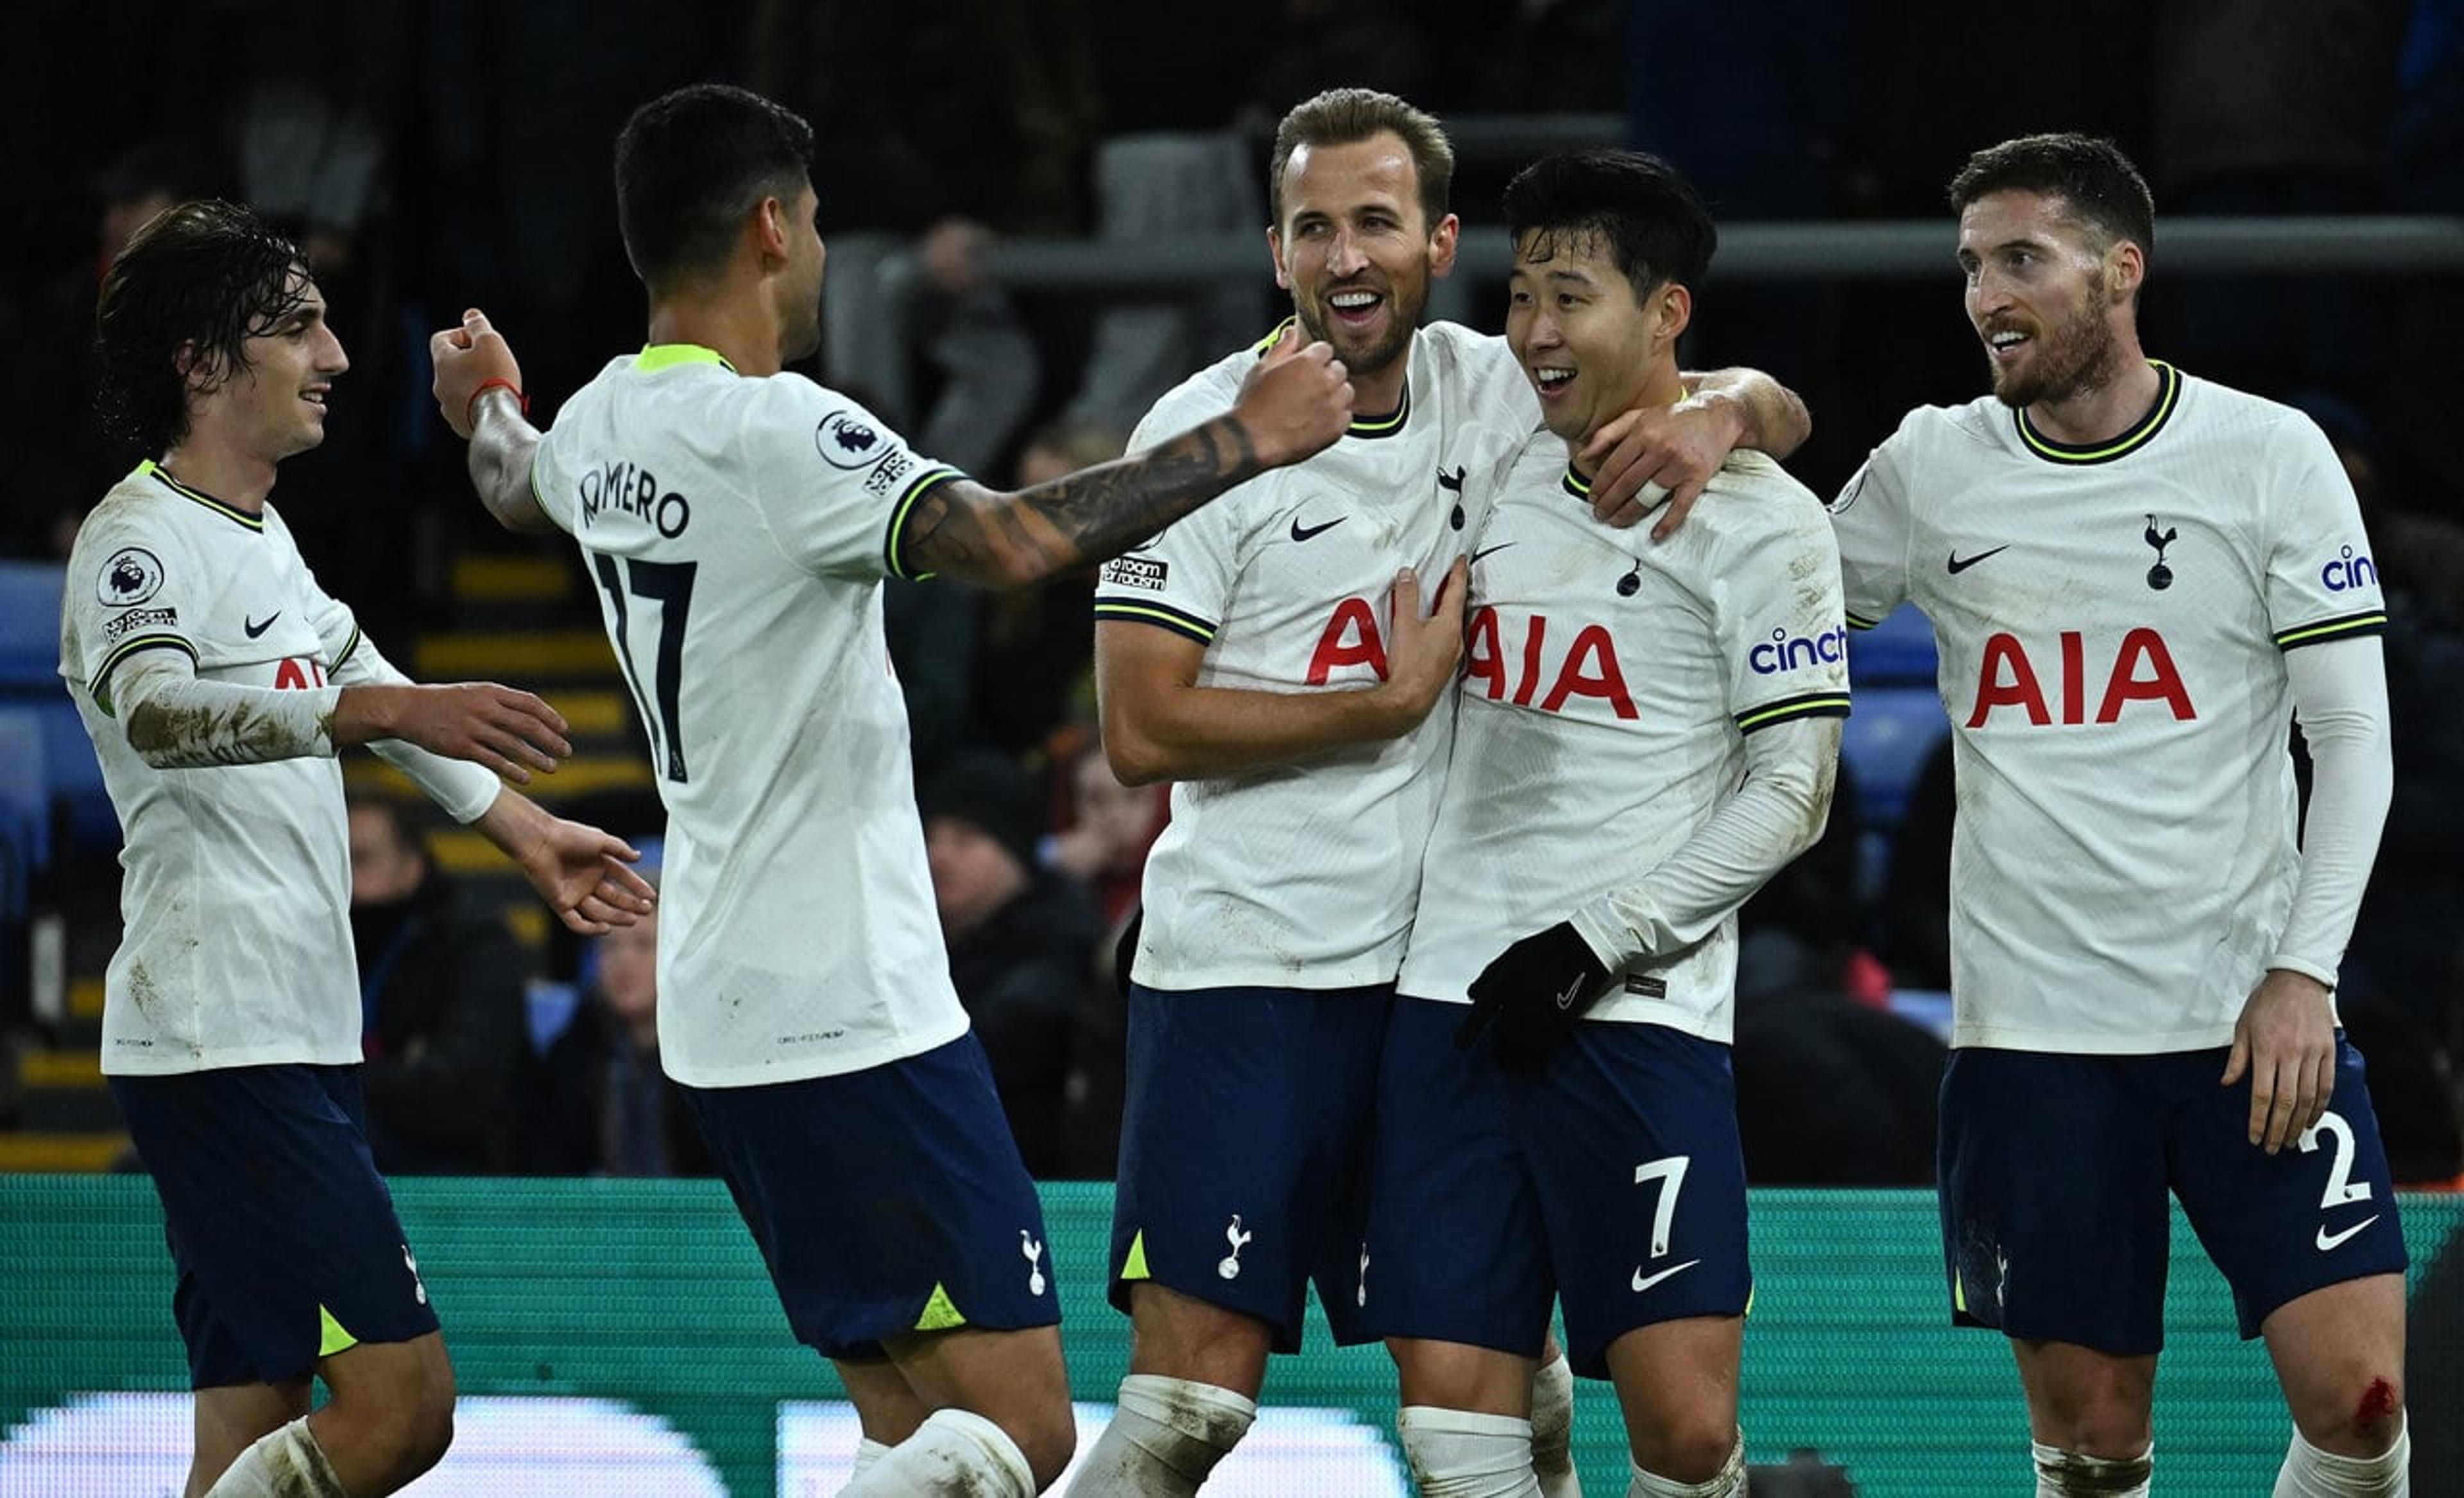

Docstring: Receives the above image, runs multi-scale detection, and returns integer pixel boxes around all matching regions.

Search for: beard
[1987,299,2124,409]
[1297,274,1425,385]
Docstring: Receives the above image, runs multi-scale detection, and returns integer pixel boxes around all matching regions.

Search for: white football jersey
[62,463,368,1074]
[1398,443,1849,1040]
[1094,321,1534,990]
[532,345,970,1086]
[1831,363,2386,1053]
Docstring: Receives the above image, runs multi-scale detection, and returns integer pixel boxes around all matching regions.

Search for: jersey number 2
[591,553,697,782]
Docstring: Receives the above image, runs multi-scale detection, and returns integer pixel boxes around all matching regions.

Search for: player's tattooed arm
[900,338,1353,587]
[901,417,1258,585]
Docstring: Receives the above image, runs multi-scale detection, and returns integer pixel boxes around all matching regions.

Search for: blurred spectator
[1878,734,1956,993]
[348,795,528,1174]
[1047,735,1170,934]
[970,420,1128,757]
[523,862,713,1177]
[1737,753,1884,1007]
[0,136,227,559]
[2144,0,2408,413]
[1733,988,1947,1185]
[923,748,1105,1178]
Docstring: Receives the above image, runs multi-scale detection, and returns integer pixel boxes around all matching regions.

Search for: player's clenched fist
[1230,336,1353,469]
[429,308,526,441]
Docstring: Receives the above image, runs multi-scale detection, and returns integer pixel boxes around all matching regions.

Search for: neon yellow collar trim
[636,344,735,373]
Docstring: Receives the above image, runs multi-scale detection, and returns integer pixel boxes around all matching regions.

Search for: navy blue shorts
[1939,1038,2409,1353]
[109,1065,439,1390]
[683,1031,1059,1361]
[1109,983,1391,1352]
[1367,999,1750,1378]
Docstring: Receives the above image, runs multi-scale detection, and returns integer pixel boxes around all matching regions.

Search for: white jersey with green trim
[531,345,970,1086]
[1829,363,2387,1053]
[61,463,366,1074]
[1093,321,1532,990]
[1398,440,1849,1039]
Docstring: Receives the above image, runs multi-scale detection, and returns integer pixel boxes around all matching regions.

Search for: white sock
[2033,1440,2152,1496]
[1627,1431,1744,1497]
[201,1416,347,1497]
[2275,1415,2409,1497]
[1529,1354,1580,1498]
[840,1408,1034,1498]
[1398,1406,1544,1497]
[1062,1374,1256,1497]
[846,1436,894,1482]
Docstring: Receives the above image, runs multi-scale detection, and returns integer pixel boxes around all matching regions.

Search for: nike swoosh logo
[1946,546,2009,574]
[1290,514,1348,542]
[1631,1259,1700,1293]
[244,612,282,638]
[1469,543,1514,565]
[1552,976,1587,1011]
[2316,1215,2379,1252]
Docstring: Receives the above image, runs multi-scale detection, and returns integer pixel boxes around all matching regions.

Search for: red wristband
[466,377,529,432]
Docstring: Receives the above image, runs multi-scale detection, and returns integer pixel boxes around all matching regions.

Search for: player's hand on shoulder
[2221,968,2338,1154]
[1455,921,1614,1078]
[429,307,526,441]
[379,682,574,784]
[1374,556,1470,728]
[1231,336,1352,469]
[1582,394,1747,539]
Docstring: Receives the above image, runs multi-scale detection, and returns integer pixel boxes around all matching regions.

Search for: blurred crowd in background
[6,0,2463,1189]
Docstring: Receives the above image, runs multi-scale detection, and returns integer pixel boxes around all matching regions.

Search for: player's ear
[1426,212,1461,280]
[1656,281,1693,343]
[2107,242,2144,306]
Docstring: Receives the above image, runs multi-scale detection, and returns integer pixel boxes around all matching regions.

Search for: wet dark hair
[94,199,311,454]
[1502,148,1715,302]
[1948,132,2155,258]
[615,83,816,291]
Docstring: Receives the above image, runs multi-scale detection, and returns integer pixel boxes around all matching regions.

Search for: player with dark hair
[1069,89,1812,1496]
[1369,148,1846,1498]
[430,82,1355,1498]
[1831,132,2409,1495]
[65,198,654,1498]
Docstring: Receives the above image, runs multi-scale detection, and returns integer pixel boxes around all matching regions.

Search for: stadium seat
[30,698,117,856]
[1840,685,1950,832]
[1840,686,1951,907]
[1845,603,1938,689]
[0,709,49,918]
[0,562,67,693]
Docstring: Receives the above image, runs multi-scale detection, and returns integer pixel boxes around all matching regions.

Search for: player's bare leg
[188,1379,308,1496]
[837,1323,1073,1496]
[1063,1282,1269,1496]
[2011,1340,2155,1494]
[835,1356,932,1482]
[2262,1273,2409,1492]
[1602,1314,1743,1494]
[201,1333,455,1497]
[1389,1336,1544,1497]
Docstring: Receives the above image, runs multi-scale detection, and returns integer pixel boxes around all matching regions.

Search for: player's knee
[2032,1440,2152,1494]
[1629,1413,1737,1486]
[1009,1400,1077,1492]
[334,1360,456,1480]
[2295,1368,2406,1458]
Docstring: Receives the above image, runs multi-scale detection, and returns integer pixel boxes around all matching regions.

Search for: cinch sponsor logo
[1748,624,1847,676]
[2321,546,2378,592]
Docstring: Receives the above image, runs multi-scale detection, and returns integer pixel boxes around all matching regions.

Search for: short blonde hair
[1269,88,1453,230]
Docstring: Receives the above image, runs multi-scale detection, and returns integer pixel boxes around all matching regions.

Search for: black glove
[1455,921,1613,1078]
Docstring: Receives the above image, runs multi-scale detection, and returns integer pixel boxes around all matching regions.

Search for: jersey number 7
[590,551,698,782]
